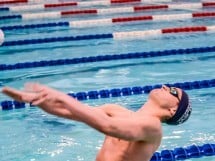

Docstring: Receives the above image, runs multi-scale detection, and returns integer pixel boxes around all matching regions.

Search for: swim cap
[166,90,192,125]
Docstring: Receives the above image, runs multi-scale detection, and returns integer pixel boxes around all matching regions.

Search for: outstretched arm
[2,83,161,141]
[1,84,81,121]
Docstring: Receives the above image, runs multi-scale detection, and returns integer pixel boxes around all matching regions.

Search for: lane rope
[1,78,215,110]
[0,0,67,5]
[0,46,215,71]
[1,12,215,31]
[1,25,215,46]
[0,0,173,12]
[0,2,214,21]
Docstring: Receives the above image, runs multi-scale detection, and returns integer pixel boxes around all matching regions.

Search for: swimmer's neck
[136,100,163,120]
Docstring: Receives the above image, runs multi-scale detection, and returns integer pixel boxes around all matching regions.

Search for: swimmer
[2,83,192,161]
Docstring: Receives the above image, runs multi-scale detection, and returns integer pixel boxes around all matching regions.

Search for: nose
[162,85,169,91]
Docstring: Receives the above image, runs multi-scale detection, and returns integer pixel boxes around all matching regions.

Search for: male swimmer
[2,83,191,161]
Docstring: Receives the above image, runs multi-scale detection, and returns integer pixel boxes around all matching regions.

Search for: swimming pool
[0,0,215,161]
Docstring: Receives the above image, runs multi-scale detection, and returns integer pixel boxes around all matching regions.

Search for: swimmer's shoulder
[132,114,162,143]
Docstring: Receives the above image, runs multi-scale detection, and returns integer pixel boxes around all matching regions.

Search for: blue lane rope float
[150,143,215,161]
[1,33,113,46]
[1,78,215,110]
[0,14,22,21]
[0,46,215,71]
[1,21,69,31]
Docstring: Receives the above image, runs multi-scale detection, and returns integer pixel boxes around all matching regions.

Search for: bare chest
[96,137,156,161]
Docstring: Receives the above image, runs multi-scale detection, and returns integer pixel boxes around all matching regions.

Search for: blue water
[0,1,215,161]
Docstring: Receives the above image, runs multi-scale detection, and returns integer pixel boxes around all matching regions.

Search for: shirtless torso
[95,104,162,161]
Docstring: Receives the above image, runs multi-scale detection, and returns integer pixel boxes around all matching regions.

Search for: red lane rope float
[134,4,168,11]
[192,12,215,17]
[44,2,77,8]
[203,2,215,7]
[112,15,153,22]
[161,26,207,34]
[111,0,142,3]
[61,9,98,16]
[0,0,27,5]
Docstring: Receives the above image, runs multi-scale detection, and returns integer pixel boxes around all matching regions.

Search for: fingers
[30,90,48,106]
[2,83,54,106]
[2,86,42,103]
[2,87,20,95]
[31,94,48,106]
[2,87,24,102]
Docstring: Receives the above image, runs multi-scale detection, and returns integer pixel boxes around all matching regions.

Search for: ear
[168,106,177,117]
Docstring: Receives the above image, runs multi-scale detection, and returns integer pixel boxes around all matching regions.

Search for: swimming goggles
[169,87,180,101]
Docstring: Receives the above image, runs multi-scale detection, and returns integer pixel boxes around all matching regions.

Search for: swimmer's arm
[62,98,161,141]
[2,85,161,141]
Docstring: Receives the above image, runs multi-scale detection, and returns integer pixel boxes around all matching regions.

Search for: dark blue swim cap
[166,90,192,125]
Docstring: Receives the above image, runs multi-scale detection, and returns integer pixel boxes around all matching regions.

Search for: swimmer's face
[149,85,182,110]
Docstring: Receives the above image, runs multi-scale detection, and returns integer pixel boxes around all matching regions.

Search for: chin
[149,88,159,95]
[149,89,168,107]
[149,89,160,100]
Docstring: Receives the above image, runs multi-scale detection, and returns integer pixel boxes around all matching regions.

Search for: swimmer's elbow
[85,111,112,134]
[92,116,115,135]
[92,118,111,134]
[99,122,117,137]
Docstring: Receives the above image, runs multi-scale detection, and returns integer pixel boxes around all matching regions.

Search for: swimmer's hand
[2,83,75,118]
[2,86,38,103]
[2,83,65,106]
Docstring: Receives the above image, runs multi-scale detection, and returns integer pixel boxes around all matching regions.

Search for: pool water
[0,0,215,161]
